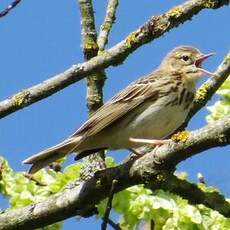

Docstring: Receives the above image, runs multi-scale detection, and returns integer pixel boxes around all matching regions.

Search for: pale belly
[129,102,187,139]
[80,97,190,151]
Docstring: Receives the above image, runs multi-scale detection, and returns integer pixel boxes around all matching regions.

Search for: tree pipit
[23,46,214,173]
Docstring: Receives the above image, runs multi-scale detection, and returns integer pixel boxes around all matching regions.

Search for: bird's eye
[182,55,189,62]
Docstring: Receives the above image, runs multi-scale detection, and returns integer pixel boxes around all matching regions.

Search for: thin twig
[150,220,155,230]
[101,179,118,230]
[0,0,228,119]
[103,218,121,230]
[0,0,21,18]
[98,0,119,50]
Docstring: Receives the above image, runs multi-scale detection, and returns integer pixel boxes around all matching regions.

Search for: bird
[23,46,214,173]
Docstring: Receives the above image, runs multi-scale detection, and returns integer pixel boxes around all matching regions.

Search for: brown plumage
[23,46,214,173]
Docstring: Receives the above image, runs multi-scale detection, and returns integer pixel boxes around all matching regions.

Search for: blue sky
[0,0,229,229]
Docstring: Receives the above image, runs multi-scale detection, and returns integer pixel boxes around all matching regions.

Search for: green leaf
[206,76,230,122]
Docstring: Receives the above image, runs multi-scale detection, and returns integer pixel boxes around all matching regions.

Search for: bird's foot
[129,137,170,145]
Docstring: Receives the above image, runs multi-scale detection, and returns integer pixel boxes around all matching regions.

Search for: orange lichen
[12,91,29,107]
[165,6,183,18]
[194,83,209,102]
[204,0,216,8]
[171,130,190,143]
[125,32,138,48]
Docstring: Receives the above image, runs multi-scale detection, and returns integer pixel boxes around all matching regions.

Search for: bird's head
[160,46,214,87]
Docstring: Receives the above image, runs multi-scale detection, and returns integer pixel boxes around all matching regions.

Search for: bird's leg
[129,137,170,145]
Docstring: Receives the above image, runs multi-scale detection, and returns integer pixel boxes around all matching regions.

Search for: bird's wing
[71,74,159,138]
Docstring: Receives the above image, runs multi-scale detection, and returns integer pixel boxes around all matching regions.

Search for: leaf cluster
[207,76,230,122]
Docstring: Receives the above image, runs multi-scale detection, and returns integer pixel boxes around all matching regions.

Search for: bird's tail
[23,136,82,174]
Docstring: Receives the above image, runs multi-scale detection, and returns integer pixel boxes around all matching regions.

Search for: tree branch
[0,115,229,230]
[101,179,118,230]
[78,0,107,177]
[79,0,98,61]
[97,0,119,51]
[0,0,228,119]
[0,0,21,18]
[184,51,230,125]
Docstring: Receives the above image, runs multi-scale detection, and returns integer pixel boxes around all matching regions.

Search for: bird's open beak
[195,52,215,76]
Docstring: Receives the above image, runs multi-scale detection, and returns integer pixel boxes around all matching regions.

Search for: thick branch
[78,0,106,176]
[0,0,228,119]
[0,115,229,230]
